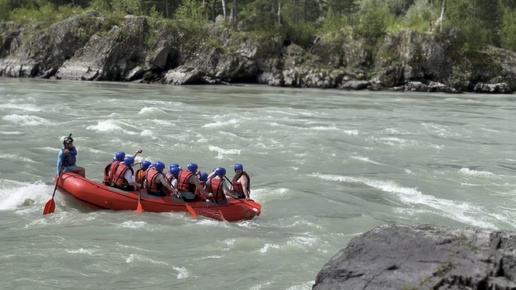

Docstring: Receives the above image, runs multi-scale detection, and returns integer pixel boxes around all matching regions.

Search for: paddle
[177,192,197,218]
[135,161,144,214]
[136,188,143,214]
[224,175,262,212]
[210,196,226,221]
[43,166,63,215]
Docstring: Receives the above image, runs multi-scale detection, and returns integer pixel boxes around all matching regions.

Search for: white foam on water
[2,114,50,126]
[0,180,52,211]
[351,155,382,165]
[343,129,359,136]
[307,125,339,131]
[138,106,169,118]
[118,220,148,229]
[172,266,190,279]
[203,118,240,128]
[86,119,123,133]
[459,168,497,178]
[259,243,281,254]
[208,145,241,159]
[66,248,95,255]
[0,103,42,112]
[0,153,37,163]
[314,173,497,229]
[0,131,24,135]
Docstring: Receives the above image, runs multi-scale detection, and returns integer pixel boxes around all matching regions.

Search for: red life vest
[145,167,163,193]
[178,171,195,193]
[103,162,112,185]
[112,163,133,188]
[232,171,250,197]
[108,161,121,185]
[208,177,226,202]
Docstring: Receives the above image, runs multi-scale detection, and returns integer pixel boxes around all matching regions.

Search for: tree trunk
[222,0,226,19]
[232,0,237,29]
[439,0,445,33]
[278,1,281,24]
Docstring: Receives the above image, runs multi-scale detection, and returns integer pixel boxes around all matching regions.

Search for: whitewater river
[1,78,516,289]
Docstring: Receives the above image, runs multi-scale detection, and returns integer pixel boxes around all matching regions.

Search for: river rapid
[1,78,516,289]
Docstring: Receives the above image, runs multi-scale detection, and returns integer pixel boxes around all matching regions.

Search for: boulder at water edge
[313,224,516,290]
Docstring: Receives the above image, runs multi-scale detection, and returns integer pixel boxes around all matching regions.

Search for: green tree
[404,0,437,32]
[111,0,143,15]
[175,0,207,23]
[354,0,393,48]
[446,0,503,48]
[501,8,516,51]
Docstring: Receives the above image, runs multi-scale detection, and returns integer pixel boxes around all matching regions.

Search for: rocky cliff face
[313,224,516,290]
[0,11,514,93]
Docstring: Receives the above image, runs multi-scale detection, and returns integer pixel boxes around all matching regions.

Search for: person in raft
[231,163,251,200]
[166,165,181,189]
[195,171,209,201]
[56,133,85,177]
[112,156,138,191]
[103,151,125,185]
[205,167,229,204]
[134,160,152,188]
[144,161,178,197]
[165,163,180,188]
[177,163,211,202]
[104,149,143,185]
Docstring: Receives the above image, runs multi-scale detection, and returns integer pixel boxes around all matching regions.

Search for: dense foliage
[0,0,515,52]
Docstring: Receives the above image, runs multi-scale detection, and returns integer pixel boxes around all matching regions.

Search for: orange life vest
[108,161,121,185]
[134,168,145,187]
[208,177,226,202]
[145,167,164,194]
[112,163,133,188]
[103,162,112,185]
[232,171,250,197]
[178,171,195,193]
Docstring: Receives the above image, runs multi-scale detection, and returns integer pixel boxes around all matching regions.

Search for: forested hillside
[1,0,515,92]
[1,0,515,53]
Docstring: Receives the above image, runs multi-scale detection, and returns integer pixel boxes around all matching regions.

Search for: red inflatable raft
[55,172,261,222]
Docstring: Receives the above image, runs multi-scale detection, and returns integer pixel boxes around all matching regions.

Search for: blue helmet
[170,166,181,178]
[169,163,179,171]
[215,167,226,177]
[154,161,165,172]
[115,151,125,161]
[187,162,198,173]
[141,160,152,170]
[124,156,135,166]
[199,171,208,182]
[234,163,243,171]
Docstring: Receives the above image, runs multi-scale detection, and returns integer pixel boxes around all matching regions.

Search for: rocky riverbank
[0,10,514,94]
[313,224,516,289]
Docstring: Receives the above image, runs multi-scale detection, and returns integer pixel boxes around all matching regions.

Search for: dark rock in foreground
[313,224,516,290]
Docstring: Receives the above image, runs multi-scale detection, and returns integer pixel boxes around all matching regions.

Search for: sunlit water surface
[1,78,516,289]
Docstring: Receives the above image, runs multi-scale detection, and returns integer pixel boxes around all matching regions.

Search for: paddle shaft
[177,193,197,218]
[136,188,143,213]
[211,197,226,221]
[224,175,252,199]
[43,164,64,215]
